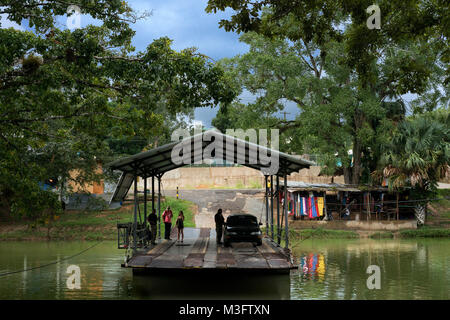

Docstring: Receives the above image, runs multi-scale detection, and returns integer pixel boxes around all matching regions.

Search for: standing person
[176,211,185,243]
[162,206,173,240]
[214,208,225,244]
[147,209,158,245]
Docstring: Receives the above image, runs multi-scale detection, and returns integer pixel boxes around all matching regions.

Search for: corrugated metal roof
[110,172,134,203]
[285,181,388,192]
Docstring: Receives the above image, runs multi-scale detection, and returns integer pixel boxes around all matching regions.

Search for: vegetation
[0,1,235,221]
[0,196,195,241]
[375,112,449,193]
[290,228,360,240]
[209,1,448,187]
[399,226,450,238]
[369,232,395,239]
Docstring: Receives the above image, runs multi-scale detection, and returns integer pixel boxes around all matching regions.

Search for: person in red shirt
[162,206,173,240]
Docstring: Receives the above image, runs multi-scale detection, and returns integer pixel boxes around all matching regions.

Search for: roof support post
[284,173,289,249]
[264,175,269,236]
[144,176,147,228]
[270,175,274,240]
[276,175,281,245]
[133,171,138,254]
[152,175,155,216]
[157,174,162,240]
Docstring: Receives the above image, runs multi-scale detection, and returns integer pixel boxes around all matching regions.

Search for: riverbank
[271,225,450,248]
[1,191,448,241]
[0,196,195,241]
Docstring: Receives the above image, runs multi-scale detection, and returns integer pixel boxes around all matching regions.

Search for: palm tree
[374,113,449,225]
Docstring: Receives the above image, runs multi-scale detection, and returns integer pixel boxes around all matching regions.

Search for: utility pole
[281,111,290,121]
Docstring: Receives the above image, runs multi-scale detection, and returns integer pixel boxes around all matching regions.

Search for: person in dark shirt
[214,208,225,244]
[147,209,158,245]
[176,210,185,243]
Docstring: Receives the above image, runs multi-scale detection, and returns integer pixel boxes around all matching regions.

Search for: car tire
[224,241,231,247]
[256,240,262,246]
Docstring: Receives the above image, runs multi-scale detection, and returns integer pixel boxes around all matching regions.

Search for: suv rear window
[227,215,258,226]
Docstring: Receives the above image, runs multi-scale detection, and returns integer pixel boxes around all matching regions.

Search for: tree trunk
[351,139,362,185]
[343,167,352,184]
[351,109,364,185]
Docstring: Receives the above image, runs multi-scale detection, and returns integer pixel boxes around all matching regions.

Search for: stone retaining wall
[291,220,417,231]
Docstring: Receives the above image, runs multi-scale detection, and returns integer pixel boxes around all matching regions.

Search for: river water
[0,239,448,300]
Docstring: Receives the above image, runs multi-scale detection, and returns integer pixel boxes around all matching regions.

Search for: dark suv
[223,214,263,247]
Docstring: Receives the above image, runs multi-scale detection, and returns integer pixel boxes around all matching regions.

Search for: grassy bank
[287,226,450,242]
[0,196,196,241]
[398,226,450,238]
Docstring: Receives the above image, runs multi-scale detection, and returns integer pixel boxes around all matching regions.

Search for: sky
[1,1,418,127]
[127,0,300,127]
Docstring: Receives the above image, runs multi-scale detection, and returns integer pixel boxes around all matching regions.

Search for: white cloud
[0,13,24,31]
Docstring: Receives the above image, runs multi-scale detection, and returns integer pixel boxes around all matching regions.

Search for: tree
[0,1,235,219]
[377,110,449,191]
[206,0,449,84]
[208,4,447,184]
[212,28,444,184]
[374,110,449,224]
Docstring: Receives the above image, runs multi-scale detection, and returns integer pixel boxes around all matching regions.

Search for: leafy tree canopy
[0,0,235,218]
[211,9,447,185]
[206,0,449,85]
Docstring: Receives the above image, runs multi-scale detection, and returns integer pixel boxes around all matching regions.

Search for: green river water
[0,239,448,300]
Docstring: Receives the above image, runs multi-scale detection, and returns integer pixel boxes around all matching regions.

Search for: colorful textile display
[309,192,318,218]
[317,197,324,217]
[308,195,313,218]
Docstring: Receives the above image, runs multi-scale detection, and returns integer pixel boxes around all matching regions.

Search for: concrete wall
[134,166,344,191]
[164,189,267,228]
[291,220,417,231]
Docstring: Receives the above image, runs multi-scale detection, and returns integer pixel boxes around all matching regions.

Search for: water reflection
[299,253,326,282]
[0,239,448,300]
[291,239,449,300]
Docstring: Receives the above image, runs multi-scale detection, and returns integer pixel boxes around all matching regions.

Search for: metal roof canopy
[108,130,314,177]
[284,181,390,193]
[107,130,314,202]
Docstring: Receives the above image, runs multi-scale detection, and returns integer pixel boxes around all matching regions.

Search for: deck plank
[183,228,210,268]
[126,228,293,272]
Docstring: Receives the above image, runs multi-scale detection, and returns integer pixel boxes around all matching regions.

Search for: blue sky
[128,0,253,128]
[126,0,302,127]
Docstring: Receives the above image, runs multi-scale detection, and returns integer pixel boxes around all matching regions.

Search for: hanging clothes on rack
[307,193,313,218]
[288,192,294,216]
[309,192,318,218]
[314,195,319,218]
[317,196,325,217]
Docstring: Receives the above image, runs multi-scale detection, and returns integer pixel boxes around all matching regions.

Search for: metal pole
[270,175,274,240]
[276,175,280,244]
[133,172,137,253]
[264,175,269,236]
[144,176,147,226]
[157,175,161,240]
[284,173,289,249]
[152,175,155,214]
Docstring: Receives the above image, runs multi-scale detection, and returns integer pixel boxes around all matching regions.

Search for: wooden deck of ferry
[123,228,295,274]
